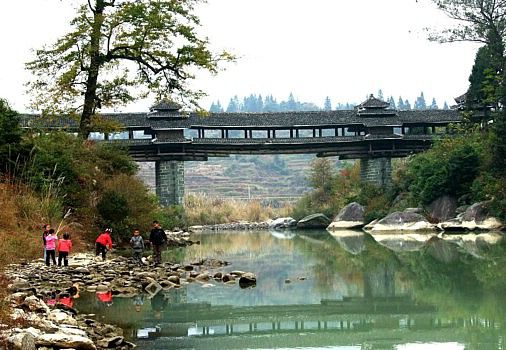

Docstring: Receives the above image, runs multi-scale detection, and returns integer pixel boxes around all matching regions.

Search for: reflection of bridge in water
[132,297,501,350]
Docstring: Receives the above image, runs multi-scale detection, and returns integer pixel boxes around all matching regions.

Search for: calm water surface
[75,230,506,350]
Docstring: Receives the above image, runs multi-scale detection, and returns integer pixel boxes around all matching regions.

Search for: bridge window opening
[133,130,153,140]
[88,132,105,140]
[252,130,268,138]
[108,131,129,140]
[407,126,425,135]
[321,128,334,137]
[393,127,402,135]
[434,126,446,134]
[204,129,221,138]
[227,130,242,138]
[276,130,290,138]
[184,129,198,139]
[344,128,355,136]
[298,129,312,137]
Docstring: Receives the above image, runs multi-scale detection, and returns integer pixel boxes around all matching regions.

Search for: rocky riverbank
[2,251,257,349]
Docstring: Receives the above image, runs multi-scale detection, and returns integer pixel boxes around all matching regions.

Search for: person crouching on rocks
[58,232,72,267]
[45,229,58,266]
[130,228,145,266]
[95,228,113,261]
[149,221,167,266]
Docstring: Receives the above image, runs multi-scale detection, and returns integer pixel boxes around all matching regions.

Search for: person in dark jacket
[149,221,167,266]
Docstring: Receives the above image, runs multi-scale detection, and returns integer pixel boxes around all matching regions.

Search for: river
[75,229,506,349]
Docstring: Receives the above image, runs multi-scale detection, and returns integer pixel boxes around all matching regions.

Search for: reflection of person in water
[150,292,167,320]
[96,290,113,307]
[133,294,144,313]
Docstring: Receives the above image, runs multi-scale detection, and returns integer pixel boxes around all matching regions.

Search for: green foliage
[154,205,187,230]
[404,136,482,205]
[97,190,130,228]
[26,0,235,136]
[291,161,361,220]
[0,99,23,173]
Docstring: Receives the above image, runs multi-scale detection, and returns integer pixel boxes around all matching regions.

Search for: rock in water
[268,217,297,230]
[239,272,257,289]
[327,202,365,230]
[367,211,437,232]
[297,213,332,229]
[438,201,504,231]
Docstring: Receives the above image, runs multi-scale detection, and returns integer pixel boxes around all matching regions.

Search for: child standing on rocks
[45,229,58,266]
[130,228,145,266]
[57,233,72,266]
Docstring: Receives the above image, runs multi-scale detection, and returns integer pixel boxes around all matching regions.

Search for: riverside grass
[184,193,293,226]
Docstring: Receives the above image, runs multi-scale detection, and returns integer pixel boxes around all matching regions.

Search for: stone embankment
[3,247,257,349]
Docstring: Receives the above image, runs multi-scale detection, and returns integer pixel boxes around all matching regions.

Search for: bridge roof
[20,109,462,130]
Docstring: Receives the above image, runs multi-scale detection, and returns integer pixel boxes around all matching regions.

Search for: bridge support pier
[360,157,392,188]
[155,160,184,206]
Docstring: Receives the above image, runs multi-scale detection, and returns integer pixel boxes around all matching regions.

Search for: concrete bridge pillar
[155,160,184,206]
[360,157,392,188]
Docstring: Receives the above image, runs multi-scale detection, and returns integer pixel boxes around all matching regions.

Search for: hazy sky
[0,0,479,112]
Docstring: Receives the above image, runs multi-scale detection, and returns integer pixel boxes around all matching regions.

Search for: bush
[405,135,483,205]
[0,99,23,173]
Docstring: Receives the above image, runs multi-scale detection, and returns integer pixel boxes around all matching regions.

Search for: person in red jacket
[95,228,113,261]
[58,233,72,266]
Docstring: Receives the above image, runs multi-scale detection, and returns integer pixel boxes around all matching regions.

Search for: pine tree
[414,92,427,110]
[377,89,384,101]
[404,99,412,110]
[226,96,241,113]
[443,101,449,110]
[430,98,438,109]
[324,96,332,111]
[388,96,396,109]
[397,97,405,110]
[287,93,297,111]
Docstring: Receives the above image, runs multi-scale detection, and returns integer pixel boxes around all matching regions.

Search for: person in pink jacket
[58,233,72,267]
[45,229,58,266]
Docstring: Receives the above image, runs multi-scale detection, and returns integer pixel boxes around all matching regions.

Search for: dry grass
[185,194,293,226]
[0,182,89,264]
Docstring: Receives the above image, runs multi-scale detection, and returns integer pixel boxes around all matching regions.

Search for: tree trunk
[79,0,105,139]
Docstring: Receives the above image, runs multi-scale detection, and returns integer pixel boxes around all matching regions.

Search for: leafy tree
[430,0,506,181]
[324,96,332,111]
[26,0,234,138]
[0,99,22,173]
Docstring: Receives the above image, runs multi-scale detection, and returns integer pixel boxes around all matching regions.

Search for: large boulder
[7,332,36,350]
[36,333,96,350]
[268,217,297,230]
[297,213,332,229]
[327,202,365,230]
[438,201,503,231]
[426,195,457,222]
[367,211,437,232]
